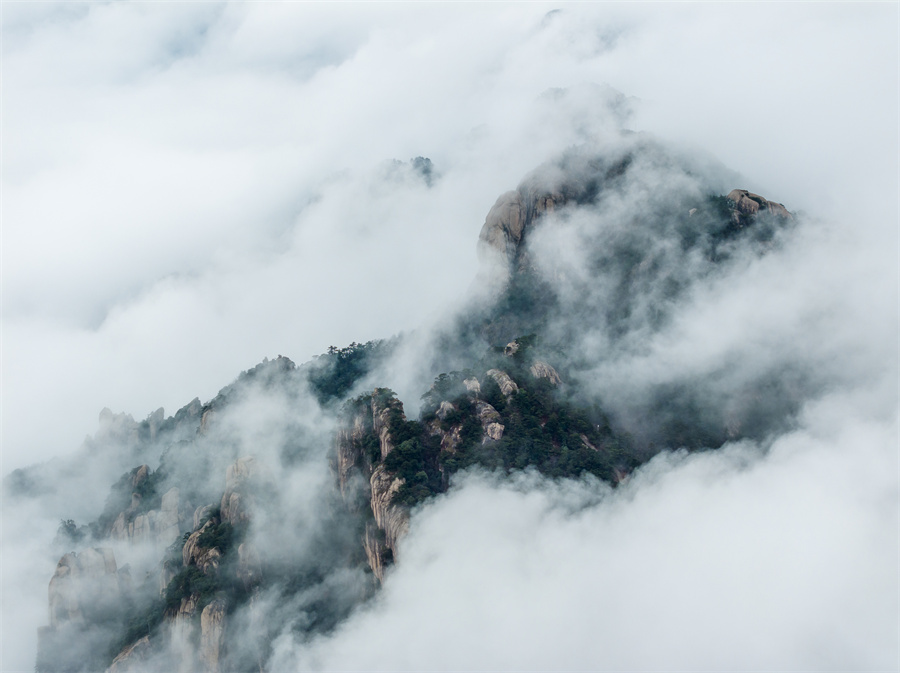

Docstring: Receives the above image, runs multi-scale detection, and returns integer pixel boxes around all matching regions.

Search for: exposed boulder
[726,189,792,220]
[463,377,481,396]
[428,416,463,454]
[442,424,463,453]
[486,369,519,399]
[478,185,570,278]
[183,519,223,574]
[530,361,562,386]
[475,401,504,443]
[478,190,527,270]
[435,401,456,421]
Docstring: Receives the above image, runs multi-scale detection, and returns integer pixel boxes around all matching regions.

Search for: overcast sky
[1,3,898,671]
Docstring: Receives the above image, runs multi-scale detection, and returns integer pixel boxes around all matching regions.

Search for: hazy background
[2,3,897,671]
[4,2,895,472]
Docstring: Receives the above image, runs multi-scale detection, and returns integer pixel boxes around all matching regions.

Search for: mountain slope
[19,137,805,673]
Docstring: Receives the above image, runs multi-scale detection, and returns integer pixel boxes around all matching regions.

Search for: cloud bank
[2,3,897,672]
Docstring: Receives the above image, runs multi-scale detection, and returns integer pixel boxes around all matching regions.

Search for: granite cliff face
[334,390,411,581]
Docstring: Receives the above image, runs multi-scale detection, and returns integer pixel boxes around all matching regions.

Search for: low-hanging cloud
[2,3,897,672]
[277,389,897,671]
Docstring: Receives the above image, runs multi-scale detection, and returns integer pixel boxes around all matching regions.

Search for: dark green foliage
[94,465,164,535]
[164,567,218,612]
[356,345,639,507]
[384,435,442,506]
[197,520,236,555]
[307,340,391,405]
[55,519,85,546]
[133,468,164,513]
[107,598,164,662]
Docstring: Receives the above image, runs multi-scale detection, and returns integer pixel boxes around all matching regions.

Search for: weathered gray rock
[486,369,519,399]
[435,401,456,421]
[530,361,562,386]
[478,190,527,269]
[156,487,182,547]
[580,434,599,452]
[372,390,403,461]
[48,548,119,628]
[200,598,227,673]
[221,457,257,525]
[463,377,481,396]
[475,401,504,442]
[109,476,183,547]
[727,189,792,220]
[193,504,215,531]
[183,519,222,575]
[199,408,216,435]
[363,522,389,583]
[477,179,571,283]
[369,464,409,552]
[171,594,200,673]
[106,636,151,673]
[335,412,369,499]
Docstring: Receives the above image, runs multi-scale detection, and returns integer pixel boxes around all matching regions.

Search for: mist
[2,3,897,672]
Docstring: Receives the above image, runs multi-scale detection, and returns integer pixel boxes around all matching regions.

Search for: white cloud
[1,3,897,671]
[284,391,897,671]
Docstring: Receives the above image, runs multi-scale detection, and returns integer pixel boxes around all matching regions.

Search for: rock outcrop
[478,186,569,278]
[221,457,258,525]
[182,519,223,574]
[106,635,152,673]
[200,599,227,673]
[726,189,792,221]
[369,464,409,552]
[334,390,413,580]
[486,369,519,399]
[48,548,119,627]
[463,377,481,396]
[37,548,127,673]
[372,391,403,461]
[530,361,562,386]
[110,486,183,547]
[475,401,504,442]
[363,522,391,583]
[335,412,369,500]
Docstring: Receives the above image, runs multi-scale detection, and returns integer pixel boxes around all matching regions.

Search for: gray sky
[1,4,898,671]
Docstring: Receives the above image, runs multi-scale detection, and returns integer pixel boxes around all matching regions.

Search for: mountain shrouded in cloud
[2,3,897,672]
